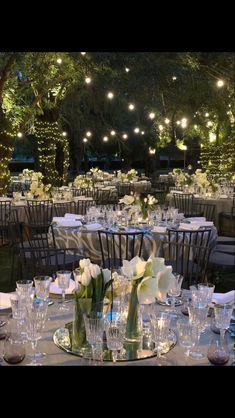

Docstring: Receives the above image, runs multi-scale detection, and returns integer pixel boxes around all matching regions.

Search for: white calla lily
[156,266,173,301]
[137,276,158,304]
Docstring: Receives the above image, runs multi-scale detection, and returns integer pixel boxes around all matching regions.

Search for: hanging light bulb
[122,134,128,139]
[110,130,116,136]
[62,131,67,137]
[107,92,114,99]
[128,103,135,110]
[125,67,130,72]
[217,80,224,88]
[103,136,109,142]
[83,138,88,143]
[56,58,62,64]
[134,128,140,133]
[85,77,91,84]
[149,112,155,119]
[165,118,170,124]
[86,131,92,137]
[17,132,23,138]
[81,52,86,55]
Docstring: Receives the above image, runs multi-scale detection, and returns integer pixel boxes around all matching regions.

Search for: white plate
[0,293,12,309]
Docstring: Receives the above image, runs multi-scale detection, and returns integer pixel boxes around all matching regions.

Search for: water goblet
[34,276,52,302]
[188,305,208,359]
[26,299,48,365]
[105,319,125,363]
[83,312,104,364]
[214,303,234,344]
[56,270,71,311]
[177,320,197,357]
[168,274,183,315]
[16,280,33,295]
[151,312,171,362]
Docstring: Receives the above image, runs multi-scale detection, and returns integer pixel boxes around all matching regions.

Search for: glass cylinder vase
[125,281,142,342]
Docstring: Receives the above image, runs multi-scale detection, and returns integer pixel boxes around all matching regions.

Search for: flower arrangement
[72,258,113,351]
[172,168,194,187]
[27,176,51,200]
[74,175,93,189]
[119,193,157,220]
[121,256,174,341]
[22,168,34,178]
[117,169,138,182]
[89,167,112,180]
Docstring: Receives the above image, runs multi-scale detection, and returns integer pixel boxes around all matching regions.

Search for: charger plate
[53,323,177,362]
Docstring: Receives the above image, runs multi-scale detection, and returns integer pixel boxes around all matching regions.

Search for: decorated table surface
[166,194,233,228]
[50,224,217,265]
[1,300,234,366]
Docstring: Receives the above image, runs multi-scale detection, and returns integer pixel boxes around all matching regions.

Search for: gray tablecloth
[1,301,234,366]
[166,195,233,228]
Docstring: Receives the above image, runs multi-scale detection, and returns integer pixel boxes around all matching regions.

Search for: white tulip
[79,258,91,270]
[102,268,111,284]
[80,269,92,286]
[89,263,101,279]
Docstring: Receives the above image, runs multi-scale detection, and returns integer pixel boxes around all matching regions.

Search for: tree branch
[0,53,17,108]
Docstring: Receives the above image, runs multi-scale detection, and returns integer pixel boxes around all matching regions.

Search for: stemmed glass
[151,312,171,363]
[177,320,198,357]
[26,299,48,365]
[34,276,52,302]
[168,274,183,315]
[56,270,71,311]
[83,313,105,364]
[188,305,209,359]
[214,303,234,343]
[105,319,125,363]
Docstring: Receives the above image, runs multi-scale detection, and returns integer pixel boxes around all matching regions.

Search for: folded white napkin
[212,290,235,305]
[82,223,103,231]
[64,213,83,220]
[50,278,75,295]
[179,223,200,230]
[151,226,167,233]
[0,292,13,309]
[74,196,93,201]
[220,194,228,199]
[187,217,206,222]
[170,190,183,194]
[52,217,82,227]
[190,221,214,227]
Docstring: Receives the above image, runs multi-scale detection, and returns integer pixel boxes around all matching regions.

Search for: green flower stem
[125,281,140,340]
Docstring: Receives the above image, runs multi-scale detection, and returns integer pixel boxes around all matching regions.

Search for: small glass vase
[125,282,142,342]
[72,297,92,353]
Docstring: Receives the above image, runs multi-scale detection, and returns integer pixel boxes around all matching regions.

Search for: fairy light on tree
[57,58,62,64]
[217,79,224,88]
[81,52,86,56]
[128,103,135,110]
[125,67,130,72]
[122,133,128,139]
[83,137,88,143]
[134,128,140,133]
[62,131,67,137]
[103,136,109,142]
[149,112,155,119]
[110,130,116,136]
[107,92,114,99]
[85,77,92,84]
[86,131,92,137]
[17,132,23,138]
[165,118,170,124]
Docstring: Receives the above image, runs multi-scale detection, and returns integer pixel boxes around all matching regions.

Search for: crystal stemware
[168,274,183,315]
[214,303,234,344]
[56,270,71,311]
[105,319,125,363]
[83,313,104,364]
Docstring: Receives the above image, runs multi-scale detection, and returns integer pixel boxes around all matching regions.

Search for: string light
[81,52,86,55]
[125,67,130,72]
[165,118,170,124]
[122,134,128,139]
[172,76,177,80]
[107,92,114,99]
[205,113,209,117]
[176,121,181,125]
[110,130,116,136]
[62,131,67,137]
[149,112,155,119]
[17,132,23,138]
[83,138,88,143]
[217,80,224,88]
[128,103,135,110]
[56,58,62,64]
[209,132,216,142]
[103,136,109,142]
[149,147,156,154]
[85,77,91,84]
[159,125,164,131]
[207,121,213,127]
[141,131,145,135]
[134,128,140,133]
[86,131,92,137]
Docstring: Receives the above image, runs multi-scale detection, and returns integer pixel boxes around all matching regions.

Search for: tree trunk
[0,113,14,196]
[35,108,69,186]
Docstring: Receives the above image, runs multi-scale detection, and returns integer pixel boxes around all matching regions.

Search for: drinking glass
[26,300,48,365]
[56,270,71,311]
[34,276,52,302]
[207,333,230,366]
[151,312,171,360]
[188,306,208,359]
[214,303,234,343]
[16,280,33,295]
[168,274,183,314]
[197,283,215,305]
[83,313,104,363]
[177,320,197,357]
[105,319,125,363]
[3,319,26,365]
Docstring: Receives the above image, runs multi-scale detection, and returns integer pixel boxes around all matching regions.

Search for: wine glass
[151,312,171,363]
[16,280,33,295]
[26,300,48,366]
[34,276,52,302]
[188,305,208,359]
[214,303,234,344]
[83,313,104,364]
[168,274,183,315]
[105,319,125,363]
[56,270,71,311]
[177,320,197,357]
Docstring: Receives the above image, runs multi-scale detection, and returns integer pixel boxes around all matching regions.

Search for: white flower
[80,269,92,286]
[119,195,135,205]
[156,266,174,301]
[137,276,158,304]
[122,256,147,280]
[102,268,111,284]
[79,258,91,270]
[89,263,101,279]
